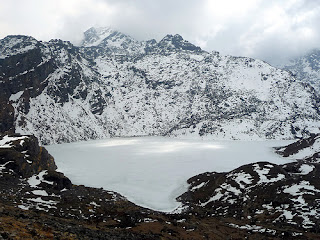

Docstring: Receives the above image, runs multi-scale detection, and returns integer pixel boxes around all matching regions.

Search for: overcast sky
[1,0,320,65]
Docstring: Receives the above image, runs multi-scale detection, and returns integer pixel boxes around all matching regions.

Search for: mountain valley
[1,27,320,239]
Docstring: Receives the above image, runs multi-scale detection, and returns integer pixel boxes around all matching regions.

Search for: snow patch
[283,181,320,196]
[27,171,48,188]
[232,171,253,188]
[191,181,208,191]
[299,164,314,175]
[32,190,49,196]
[9,91,24,102]
[253,164,285,184]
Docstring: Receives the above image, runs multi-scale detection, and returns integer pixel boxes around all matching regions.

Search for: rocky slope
[275,133,320,160]
[177,134,320,239]
[1,28,320,144]
[4,134,316,239]
[281,49,320,92]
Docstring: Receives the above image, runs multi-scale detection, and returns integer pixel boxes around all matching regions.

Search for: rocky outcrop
[275,133,320,159]
[0,134,56,177]
[177,140,320,238]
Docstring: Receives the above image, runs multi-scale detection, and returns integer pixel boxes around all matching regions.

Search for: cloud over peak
[1,0,319,65]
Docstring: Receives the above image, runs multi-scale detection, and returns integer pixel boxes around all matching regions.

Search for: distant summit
[81,27,115,47]
[80,27,202,55]
[81,27,144,55]
[158,34,202,52]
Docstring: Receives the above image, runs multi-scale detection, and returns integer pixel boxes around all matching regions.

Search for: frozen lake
[46,137,294,212]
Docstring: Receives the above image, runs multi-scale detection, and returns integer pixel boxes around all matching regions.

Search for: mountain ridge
[1,29,320,144]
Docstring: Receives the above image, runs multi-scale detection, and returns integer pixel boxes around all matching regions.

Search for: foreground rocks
[1,134,320,239]
[178,135,320,239]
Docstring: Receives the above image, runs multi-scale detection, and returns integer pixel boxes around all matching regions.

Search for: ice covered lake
[46,137,294,212]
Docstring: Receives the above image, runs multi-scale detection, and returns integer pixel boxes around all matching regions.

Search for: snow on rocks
[0,135,28,148]
[31,190,49,196]
[190,181,208,191]
[0,161,14,176]
[27,170,52,188]
[178,157,320,232]
[0,35,38,59]
[232,171,253,188]
[253,163,286,184]
[283,180,320,196]
[275,133,320,161]
[19,195,59,212]
[281,48,320,92]
[9,90,24,102]
[228,223,277,235]
[299,164,314,174]
[0,134,57,179]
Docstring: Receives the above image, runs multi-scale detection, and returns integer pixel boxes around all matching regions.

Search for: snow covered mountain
[81,27,146,55]
[1,28,320,144]
[281,49,320,92]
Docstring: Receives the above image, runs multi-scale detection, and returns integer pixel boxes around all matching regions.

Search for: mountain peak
[80,27,204,55]
[0,35,39,59]
[81,27,115,47]
[80,27,146,55]
[158,34,202,52]
[160,34,186,44]
[162,34,182,40]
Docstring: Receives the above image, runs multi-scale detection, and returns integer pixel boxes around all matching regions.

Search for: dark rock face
[0,103,14,133]
[42,170,72,190]
[0,46,47,133]
[0,37,53,133]
[0,37,55,98]
[0,134,56,178]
